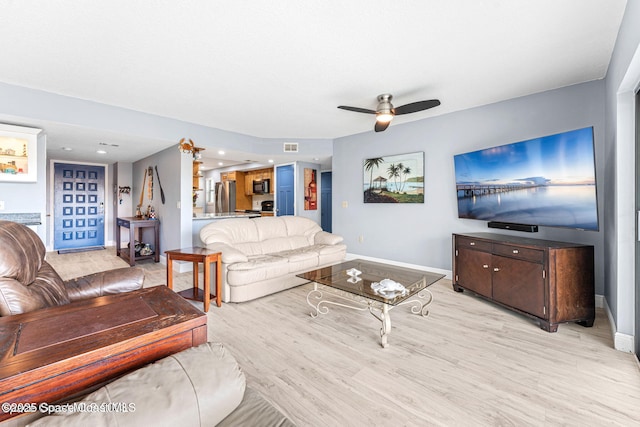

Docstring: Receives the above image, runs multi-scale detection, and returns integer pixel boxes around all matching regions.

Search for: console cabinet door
[491,255,545,318]
[456,248,492,298]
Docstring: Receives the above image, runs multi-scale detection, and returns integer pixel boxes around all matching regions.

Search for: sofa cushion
[0,221,70,316]
[200,218,259,246]
[281,216,321,244]
[227,255,290,286]
[271,247,319,272]
[0,262,70,316]
[27,342,246,427]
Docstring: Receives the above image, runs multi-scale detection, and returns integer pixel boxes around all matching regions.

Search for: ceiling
[0,1,628,168]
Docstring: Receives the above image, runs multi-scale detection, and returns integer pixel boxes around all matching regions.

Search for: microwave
[253,179,270,194]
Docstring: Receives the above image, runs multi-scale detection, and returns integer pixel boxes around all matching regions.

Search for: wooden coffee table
[165,247,222,312]
[0,286,207,422]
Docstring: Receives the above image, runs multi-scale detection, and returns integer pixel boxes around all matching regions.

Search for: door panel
[492,255,545,318]
[320,171,332,232]
[54,163,105,250]
[276,165,294,216]
[456,248,492,298]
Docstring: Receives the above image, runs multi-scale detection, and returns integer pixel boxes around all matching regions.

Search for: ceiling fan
[338,94,441,132]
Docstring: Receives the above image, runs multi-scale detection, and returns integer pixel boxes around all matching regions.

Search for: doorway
[53,162,106,251]
[276,164,294,216]
[320,171,332,232]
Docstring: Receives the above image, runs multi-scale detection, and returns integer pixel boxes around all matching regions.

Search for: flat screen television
[453,126,599,231]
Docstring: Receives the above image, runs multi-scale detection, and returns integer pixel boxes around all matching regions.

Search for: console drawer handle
[512,249,519,254]
[469,242,475,246]
[482,264,489,269]
[493,267,500,272]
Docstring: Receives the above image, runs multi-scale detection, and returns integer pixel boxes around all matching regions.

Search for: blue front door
[320,171,332,232]
[54,163,105,250]
[276,165,294,216]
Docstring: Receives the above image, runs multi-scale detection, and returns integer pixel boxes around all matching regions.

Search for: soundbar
[487,221,538,233]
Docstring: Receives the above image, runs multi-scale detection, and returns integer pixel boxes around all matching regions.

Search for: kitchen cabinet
[243,167,274,195]
[221,171,236,182]
[452,233,594,332]
[235,171,251,210]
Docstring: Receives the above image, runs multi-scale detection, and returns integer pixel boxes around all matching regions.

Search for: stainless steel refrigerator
[215,181,236,213]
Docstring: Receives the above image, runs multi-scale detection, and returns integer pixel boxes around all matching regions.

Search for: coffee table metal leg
[306,283,325,318]
[380,304,391,348]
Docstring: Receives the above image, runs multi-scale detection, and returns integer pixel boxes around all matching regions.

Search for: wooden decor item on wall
[304,168,317,210]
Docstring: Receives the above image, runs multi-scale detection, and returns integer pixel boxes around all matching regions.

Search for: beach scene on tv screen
[454,127,598,231]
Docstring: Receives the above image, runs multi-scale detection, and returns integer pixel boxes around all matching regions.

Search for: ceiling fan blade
[394,99,441,115]
[374,121,390,132]
[338,106,377,114]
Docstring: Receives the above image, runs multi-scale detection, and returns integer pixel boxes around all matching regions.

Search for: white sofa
[200,216,346,303]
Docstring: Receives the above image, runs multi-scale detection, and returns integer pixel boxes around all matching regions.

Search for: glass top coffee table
[297,259,445,348]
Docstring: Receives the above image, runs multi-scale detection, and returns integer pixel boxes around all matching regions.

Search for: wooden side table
[165,247,222,312]
[116,217,160,266]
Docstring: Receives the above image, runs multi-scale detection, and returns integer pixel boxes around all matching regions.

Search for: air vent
[283,142,299,153]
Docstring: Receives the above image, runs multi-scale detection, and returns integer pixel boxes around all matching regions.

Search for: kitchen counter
[192,212,261,246]
[193,212,261,220]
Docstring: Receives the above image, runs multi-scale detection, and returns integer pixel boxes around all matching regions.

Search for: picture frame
[363,152,424,203]
[0,124,41,183]
[303,168,317,210]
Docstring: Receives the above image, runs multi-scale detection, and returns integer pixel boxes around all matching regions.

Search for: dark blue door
[276,165,294,216]
[320,171,332,232]
[54,163,105,250]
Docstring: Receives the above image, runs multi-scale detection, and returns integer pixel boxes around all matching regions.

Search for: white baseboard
[346,254,635,354]
[603,296,635,353]
[345,253,452,279]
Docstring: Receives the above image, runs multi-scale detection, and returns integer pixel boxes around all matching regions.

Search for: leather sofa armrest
[314,231,344,245]
[27,342,246,427]
[206,243,248,264]
[64,267,145,301]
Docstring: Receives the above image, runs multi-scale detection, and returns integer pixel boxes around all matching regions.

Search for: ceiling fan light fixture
[376,112,394,123]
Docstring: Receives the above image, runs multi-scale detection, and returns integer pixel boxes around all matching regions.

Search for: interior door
[54,163,105,250]
[320,171,332,232]
[276,165,294,216]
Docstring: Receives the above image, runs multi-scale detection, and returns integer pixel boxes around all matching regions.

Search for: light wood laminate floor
[47,248,640,427]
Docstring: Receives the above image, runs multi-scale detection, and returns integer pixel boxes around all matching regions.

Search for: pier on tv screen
[453,127,599,231]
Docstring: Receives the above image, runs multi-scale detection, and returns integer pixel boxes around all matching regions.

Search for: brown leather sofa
[0,220,144,317]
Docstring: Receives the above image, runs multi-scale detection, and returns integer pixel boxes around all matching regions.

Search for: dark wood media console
[0,286,207,422]
[452,233,594,332]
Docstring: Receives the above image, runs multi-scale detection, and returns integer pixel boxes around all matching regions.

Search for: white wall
[132,146,193,258]
[603,0,640,346]
[113,161,133,245]
[333,81,606,293]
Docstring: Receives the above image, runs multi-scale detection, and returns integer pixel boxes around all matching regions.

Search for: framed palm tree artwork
[363,152,424,203]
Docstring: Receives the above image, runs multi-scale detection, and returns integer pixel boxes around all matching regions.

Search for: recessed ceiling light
[218,162,223,166]
[218,150,225,155]
[96,150,107,154]
[268,159,274,163]
[62,147,72,151]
